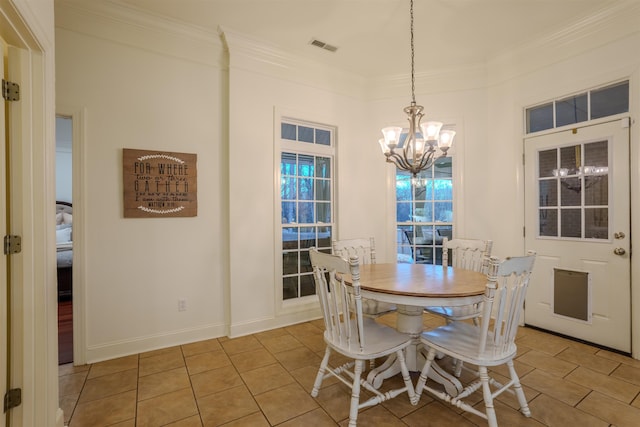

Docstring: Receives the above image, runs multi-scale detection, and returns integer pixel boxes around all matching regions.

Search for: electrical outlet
[178,298,187,312]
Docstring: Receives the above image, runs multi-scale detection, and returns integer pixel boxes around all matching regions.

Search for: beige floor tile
[402,400,477,426]
[220,335,265,355]
[516,350,578,377]
[181,338,222,357]
[254,382,320,425]
[312,382,354,422]
[595,349,640,368]
[295,332,326,353]
[229,348,277,373]
[190,365,244,398]
[87,354,139,379]
[138,366,191,401]
[577,391,640,427]
[253,327,291,340]
[610,362,640,386]
[164,415,203,426]
[273,346,322,371]
[516,331,570,356]
[139,344,182,359]
[259,334,304,354]
[218,411,271,426]
[241,363,296,395]
[136,387,198,426]
[349,405,407,426]
[69,390,137,427]
[520,368,590,406]
[556,346,620,374]
[289,364,339,394]
[184,349,232,375]
[139,348,185,377]
[278,408,337,426]
[59,371,89,396]
[528,394,608,427]
[108,420,136,427]
[78,368,138,403]
[197,385,260,425]
[566,366,640,403]
[283,321,323,337]
[463,399,546,426]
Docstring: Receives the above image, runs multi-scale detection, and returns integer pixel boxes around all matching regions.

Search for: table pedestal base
[366,304,464,396]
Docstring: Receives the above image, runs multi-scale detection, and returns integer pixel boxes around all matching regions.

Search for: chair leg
[507,360,531,417]
[395,349,416,403]
[348,359,365,427]
[311,347,331,398]
[479,367,498,427]
[413,346,437,404]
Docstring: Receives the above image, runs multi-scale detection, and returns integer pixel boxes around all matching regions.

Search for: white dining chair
[424,237,493,324]
[309,248,415,427]
[332,237,396,318]
[413,252,537,427]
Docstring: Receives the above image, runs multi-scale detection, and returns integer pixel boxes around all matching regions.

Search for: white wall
[55,16,228,361]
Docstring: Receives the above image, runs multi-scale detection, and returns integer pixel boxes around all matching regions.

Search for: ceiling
[111,0,623,79]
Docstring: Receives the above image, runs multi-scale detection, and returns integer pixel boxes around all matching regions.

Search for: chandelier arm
[386,152,413,172]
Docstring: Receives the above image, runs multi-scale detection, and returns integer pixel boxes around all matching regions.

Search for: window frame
[276,116,336,309]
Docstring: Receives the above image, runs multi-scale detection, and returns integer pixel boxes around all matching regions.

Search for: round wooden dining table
[344,262,488,395]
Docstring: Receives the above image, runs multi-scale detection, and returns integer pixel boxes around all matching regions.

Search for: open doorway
[56,116,73,364]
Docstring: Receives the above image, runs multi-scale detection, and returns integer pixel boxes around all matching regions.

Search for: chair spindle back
[478,252,536,356]
[332,237,376,265]
[442,237,493,274]
[310,248,365,352]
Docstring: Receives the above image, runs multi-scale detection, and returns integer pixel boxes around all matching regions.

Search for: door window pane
[540,209,558,237]
[561,209,582,238]
[539,180,557,207]
[538,149,557,178]
[585,208,608,239]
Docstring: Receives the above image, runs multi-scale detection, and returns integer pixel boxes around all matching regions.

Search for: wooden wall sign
[123,148,197,218]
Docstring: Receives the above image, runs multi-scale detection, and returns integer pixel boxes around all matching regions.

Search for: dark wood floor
[58,300,73,364]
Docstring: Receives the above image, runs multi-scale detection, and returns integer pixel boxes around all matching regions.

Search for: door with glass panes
[524,119,630,352]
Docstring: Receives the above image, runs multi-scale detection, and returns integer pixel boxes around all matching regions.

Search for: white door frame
[1,0,59,425]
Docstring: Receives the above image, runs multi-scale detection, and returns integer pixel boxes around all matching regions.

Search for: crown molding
[55,0,223,67]
[487,1,640,85]
[219,26,368,100]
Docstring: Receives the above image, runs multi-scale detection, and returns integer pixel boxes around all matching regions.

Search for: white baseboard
[84,323,226,364]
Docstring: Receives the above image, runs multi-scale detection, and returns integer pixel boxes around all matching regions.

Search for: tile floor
[59,312,640,426]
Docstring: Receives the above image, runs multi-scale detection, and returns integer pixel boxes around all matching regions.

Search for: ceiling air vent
[310,38,338,52]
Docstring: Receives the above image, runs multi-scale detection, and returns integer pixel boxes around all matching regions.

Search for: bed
[56,201,73,301]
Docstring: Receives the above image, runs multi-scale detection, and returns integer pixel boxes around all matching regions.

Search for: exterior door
[524,119,631,353]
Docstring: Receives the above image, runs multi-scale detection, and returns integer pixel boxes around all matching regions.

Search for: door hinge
[523,226,526,238]
[4,235,22,255]
[4,388,21,412]
[2,79,20,101]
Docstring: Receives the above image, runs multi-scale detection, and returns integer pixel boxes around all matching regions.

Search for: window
[526,80,629,134]
[537,141,609,239]
[280,120,335,301]
[396,157,453,264]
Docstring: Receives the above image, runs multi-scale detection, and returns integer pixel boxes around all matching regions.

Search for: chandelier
[378,0,455,178]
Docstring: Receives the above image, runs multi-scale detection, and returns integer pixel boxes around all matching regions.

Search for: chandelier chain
[410,0,415,104]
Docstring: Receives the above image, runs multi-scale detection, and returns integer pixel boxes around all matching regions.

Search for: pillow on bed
[56,227,72,243]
